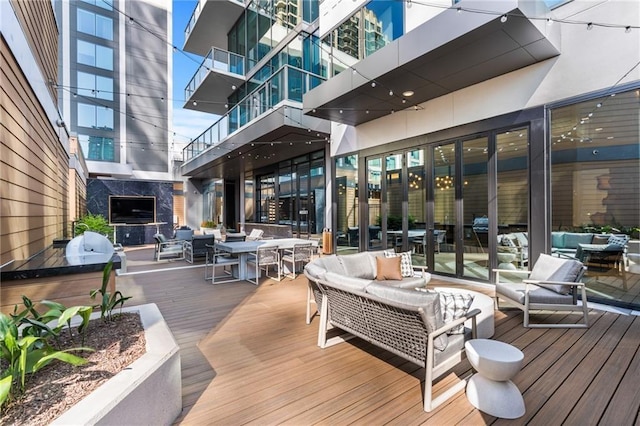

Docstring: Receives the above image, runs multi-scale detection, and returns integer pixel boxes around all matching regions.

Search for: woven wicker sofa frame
[313,277,480,412]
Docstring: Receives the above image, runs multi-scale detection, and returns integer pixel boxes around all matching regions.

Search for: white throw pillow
[438,292,474,334]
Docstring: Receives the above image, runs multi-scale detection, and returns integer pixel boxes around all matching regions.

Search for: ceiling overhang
[183,0,245,56]
[181,105,331,180]
[184,69,245,115]
[303,0,560,127]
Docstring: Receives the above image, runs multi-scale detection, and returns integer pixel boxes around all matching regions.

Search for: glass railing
[184,0,245,42]
[183,65,325,163]
[184,47,246,100]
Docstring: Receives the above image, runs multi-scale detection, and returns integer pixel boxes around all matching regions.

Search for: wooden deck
[116,247,640,425]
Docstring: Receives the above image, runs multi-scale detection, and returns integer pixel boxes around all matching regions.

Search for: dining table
[214,238,318,280]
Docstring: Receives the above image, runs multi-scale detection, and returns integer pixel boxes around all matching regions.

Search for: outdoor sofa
[304,251,482,412]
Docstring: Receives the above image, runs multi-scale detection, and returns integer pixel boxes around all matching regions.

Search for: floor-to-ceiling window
[550,87,640,308]
[462,136,489,280]
[336,155,358,252]
[433,142,456,275]
[496,128,529,271]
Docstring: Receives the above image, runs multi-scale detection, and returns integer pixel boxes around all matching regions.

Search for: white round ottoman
[465,339,525,419]
[435,287,495,338]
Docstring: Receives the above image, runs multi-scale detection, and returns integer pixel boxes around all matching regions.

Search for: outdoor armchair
[184,234,215,263]
[153,233,185,261]
[494,253,589,328]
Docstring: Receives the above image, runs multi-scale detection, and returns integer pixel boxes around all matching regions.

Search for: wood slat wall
[9,0,58,102]
[1,29,69,263]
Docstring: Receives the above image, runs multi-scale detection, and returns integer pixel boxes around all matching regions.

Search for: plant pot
[51,303,181,425]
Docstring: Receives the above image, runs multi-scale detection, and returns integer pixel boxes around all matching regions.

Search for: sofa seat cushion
[529,253,583,294]
[496,282,574,305]
[379,276,427,289]
[365,283,447,351]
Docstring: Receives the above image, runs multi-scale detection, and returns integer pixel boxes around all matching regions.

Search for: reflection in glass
[407,150,426,264]
[367,158,382,249]
[385,154,402,250]
[462,137,489,280]
[433,143,456,275]
[336,155,358,252]
[497,129,529,271]
[551,89,639,306]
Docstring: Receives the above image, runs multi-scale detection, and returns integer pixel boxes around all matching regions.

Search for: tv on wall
[109,196,156,224]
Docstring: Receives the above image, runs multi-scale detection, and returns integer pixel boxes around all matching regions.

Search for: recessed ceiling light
[402,90,414,97]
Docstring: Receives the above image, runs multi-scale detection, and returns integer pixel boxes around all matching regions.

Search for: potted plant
[74,214,114,242]
[200,220,217,234]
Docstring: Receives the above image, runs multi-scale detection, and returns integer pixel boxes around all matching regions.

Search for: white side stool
[465,339,525,419]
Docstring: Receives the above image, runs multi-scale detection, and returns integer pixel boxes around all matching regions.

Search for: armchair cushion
[496,282,575,305]
[375,256,403,281]
[529,253,583,294]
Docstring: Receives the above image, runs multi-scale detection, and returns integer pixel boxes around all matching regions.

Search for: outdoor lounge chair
[246,228,264,241]
[184,234,215,263]
[494,253,589,328]
[153,233,185,261]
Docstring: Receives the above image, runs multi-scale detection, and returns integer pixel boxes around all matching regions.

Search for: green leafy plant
[74,213,113,241]
[11,296,92,345]
[375,215,416,231]
[200,220,216,228]
[90,261,131,321]
[0,304,93,408]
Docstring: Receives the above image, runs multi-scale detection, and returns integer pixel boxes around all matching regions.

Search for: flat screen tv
[109,196,156,224]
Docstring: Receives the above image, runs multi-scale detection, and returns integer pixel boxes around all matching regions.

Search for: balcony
[182,65,328,178]
[184,47,247,115]
[183,0,245,56]
[304,0,560,126]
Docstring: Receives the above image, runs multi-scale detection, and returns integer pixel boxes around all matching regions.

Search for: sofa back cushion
[529,253,583,294]
[366,284,447,351]
[563,233,594,249]
[338,251,377,279]
[318,255,346,275]
[324,271,372,293]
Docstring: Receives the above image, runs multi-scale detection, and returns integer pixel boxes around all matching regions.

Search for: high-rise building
[57,0,172,181]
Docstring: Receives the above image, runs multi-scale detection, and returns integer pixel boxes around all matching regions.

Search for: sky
[171,0,218,147]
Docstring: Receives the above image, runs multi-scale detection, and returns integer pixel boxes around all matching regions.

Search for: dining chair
[246,245,281,284]
[204,242,241,284]
[281,242,314,279]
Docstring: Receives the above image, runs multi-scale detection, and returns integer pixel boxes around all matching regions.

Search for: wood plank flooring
[115,247,640,425]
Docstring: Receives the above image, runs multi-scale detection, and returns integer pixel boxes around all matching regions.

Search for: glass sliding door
[462,136,489,280]
[367,158,382,249]
[385,154,403,251]
[336,155,358,253]
[433,143,456,275]
[407,150,426,265]
[496,128,529,271]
